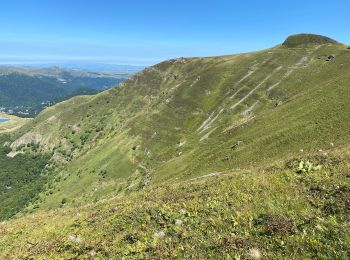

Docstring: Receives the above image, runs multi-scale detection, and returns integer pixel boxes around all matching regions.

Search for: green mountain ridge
[282,33,339,47]
[1,34,350,258]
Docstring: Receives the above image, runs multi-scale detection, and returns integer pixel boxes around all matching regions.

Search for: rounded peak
[282,33,338,48]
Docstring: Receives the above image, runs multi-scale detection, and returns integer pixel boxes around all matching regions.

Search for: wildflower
[175,219,182,226]
[68,234,83,243]
[249,248,262,259]
[180,209,186,215]
[154,231,165,238]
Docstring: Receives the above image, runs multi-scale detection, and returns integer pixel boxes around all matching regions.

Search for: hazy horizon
[1,0,349,66]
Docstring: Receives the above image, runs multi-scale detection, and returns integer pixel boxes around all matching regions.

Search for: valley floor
[1,150,349,259]
[0,113,30,134]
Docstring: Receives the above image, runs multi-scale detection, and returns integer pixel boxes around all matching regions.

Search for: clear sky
[0,0,349,65]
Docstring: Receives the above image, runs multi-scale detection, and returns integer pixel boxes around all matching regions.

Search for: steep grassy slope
[1,33,350,257]
[1,150,350,259]
[3,35,349,214]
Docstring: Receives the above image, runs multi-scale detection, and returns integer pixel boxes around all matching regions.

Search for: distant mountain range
[0,65,143,116]
[0,62,145,74]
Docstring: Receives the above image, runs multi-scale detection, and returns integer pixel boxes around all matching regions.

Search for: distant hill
[0,65,141,116]
[1,34,350,258]
[282,33,338,47]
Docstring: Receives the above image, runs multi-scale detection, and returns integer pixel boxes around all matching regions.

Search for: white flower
[249,248,262,259]
[154,231,165,238]
[175,219,182,225]
[68,234,83,243]
[180,209,186,215]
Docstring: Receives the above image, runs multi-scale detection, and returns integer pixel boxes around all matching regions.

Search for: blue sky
[0,0,349,65]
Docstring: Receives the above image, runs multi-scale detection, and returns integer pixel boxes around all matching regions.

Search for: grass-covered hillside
[1,34,350,258]
[1,150,350,258]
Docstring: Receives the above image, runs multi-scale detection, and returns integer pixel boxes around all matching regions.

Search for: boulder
[326,55,335,61]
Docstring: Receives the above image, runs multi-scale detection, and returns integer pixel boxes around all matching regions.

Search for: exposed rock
[242,101,259,115]
[231,141,243,150]
[10,132,43,149]
[178,141,186,147]
[6,151,24,158]
[326,55,335,61]
[222,156,229,161]
[47,115,57,122]
[190,172,221,180]
[296,56,308,66]
[275,101,283,107]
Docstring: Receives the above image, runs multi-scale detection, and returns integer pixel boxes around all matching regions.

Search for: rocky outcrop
[10,132,43,149]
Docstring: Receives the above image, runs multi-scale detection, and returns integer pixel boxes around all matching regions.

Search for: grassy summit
[282,33,339,47]
[0,34,350,258]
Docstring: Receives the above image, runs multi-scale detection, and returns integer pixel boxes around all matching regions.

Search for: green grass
[282,33,339,47]
[1,150,349,259]
[4,39,350,211]
[1,34,350,257]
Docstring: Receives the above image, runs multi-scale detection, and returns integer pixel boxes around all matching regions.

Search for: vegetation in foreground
[0,150,349,259]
